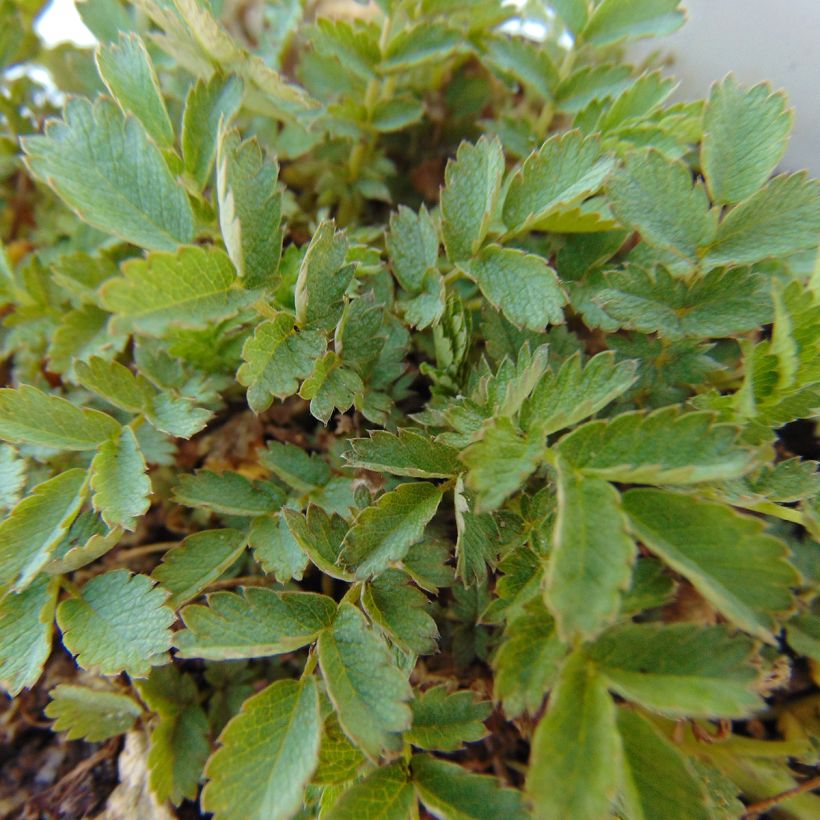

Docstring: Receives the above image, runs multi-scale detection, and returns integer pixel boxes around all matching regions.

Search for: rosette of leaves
[0,0,819,817]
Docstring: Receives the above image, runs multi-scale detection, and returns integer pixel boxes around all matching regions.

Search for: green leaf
[184,74,244,191]
[526,650,621,820]
[406,685,490,752]
[57,569,174,677]
[0,576,58,696]
[372,96,425,133]
[441,136,505,262]
[586,623,761,717]
[248,513,308,582]
[362,569,438,655]
[216,125,283,289]
[555,407,753,485]
[460,245,565,331]
[74,356,153,414]
[237,312,326,413]
[259,441,330,493]
[493,600,565,718]
[0,444,25,512]
[546,461,635,642]
[149,700,210,805]
[399,268,445,330]
[96,32,174,149]
[701,75,791,205]
[386,205,439,292]
[0,468,87,591]
[313,712,366,786]
[382,22,461,72]
[0,384,120,450]
[91,427,151,531]
[461,418,543,511]
[616,709,711,820]
[176,588,336,660]
[48,306,126,378]
[412,754,528,820]
[340,482,443,579]
[45,515,123,575]
[295,221,352,331]
[283,506,354,581]
[328,762,414,820]
[521,351,638,435]
[317,602,412,758]
[608,149,716,262]
[622,489,798,641]
[582,0,685,46]
[152,528,248,608]
[502,131,614,235]
[300,351,363,423]
[102,245,257,336]
[202,678,321,820]
[480,32,558,100]
[702,173,820,267]
[454,479,500,584]
[593,266,772,339]
[21,97,193,251]
[173,470,285,516]
[345,429,461,479]
[46,683,142,741]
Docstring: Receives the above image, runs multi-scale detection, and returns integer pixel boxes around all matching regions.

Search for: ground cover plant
[0,0,819,816]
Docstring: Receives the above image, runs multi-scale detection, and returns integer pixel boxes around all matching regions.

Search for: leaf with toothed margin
[57,570,174,677]
[20,97,194,251]
[201,677,321,820]
[622,489,799,642]
[0,468,88,591]
[175,588,336,660]
[317,603,412,758]
[339,482,443,579]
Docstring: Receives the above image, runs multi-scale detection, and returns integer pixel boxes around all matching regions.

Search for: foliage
[0,0,818,817]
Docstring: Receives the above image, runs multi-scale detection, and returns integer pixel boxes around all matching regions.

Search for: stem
[742,775,820,818]
[340,582,362,606]
[301,647,318,679]
[59,576,83,598]
[734,500,805,526]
